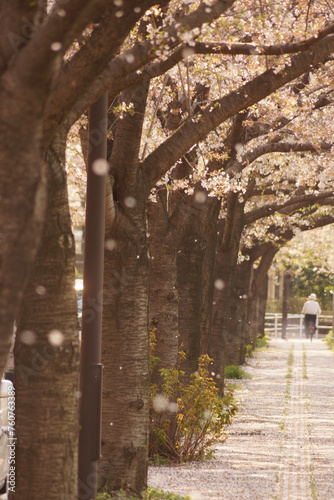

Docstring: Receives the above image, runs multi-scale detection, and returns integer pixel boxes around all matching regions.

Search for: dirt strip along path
[148,338,334,500]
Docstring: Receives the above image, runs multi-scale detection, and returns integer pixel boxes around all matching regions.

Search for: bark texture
[177,192,220,379]
[210,195,245,384]
[99,83,151,494]
[148,192,179,381]
[13,135,80,500]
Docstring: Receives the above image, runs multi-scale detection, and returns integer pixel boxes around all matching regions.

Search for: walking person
[302,293,321,339]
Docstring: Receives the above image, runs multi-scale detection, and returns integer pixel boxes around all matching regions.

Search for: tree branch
[46,0,236,137]
[11,0,114,82]
[245,192,334,225]
[142,33,334,188]
[225,140,333,176]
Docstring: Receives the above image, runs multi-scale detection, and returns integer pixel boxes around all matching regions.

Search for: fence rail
[265,313,333,339]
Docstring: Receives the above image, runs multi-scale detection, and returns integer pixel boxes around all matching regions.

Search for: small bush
[149,353,238,463]
[324,331,334,351]
[224,365,251,380]
[245,344,253,358]
[255,335,270,349]
[245,335,270,358]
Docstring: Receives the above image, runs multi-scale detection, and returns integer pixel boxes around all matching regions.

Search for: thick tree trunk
[99,82,151,494]
[177,228,205,378]
[148,193,179,381]
[100,209,150,493]
[257,275,269,337]
[246,246,278,347]
[249,274,268,341]
[220,259,252,366]
[177,192,219,379]
[200,197,221,357]
[210,195,245,381]
[0,90,47,375]
[13,134,80,500]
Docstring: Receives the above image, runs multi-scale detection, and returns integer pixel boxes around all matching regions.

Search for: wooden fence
[265,313,333,339]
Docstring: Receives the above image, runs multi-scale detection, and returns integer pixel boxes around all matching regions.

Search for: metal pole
[332,283,334,337]
[79,93,107,500]
[281,273,289,339]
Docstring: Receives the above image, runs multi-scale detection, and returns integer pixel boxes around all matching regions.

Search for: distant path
[276,342,312,499]
[148,338,334,499]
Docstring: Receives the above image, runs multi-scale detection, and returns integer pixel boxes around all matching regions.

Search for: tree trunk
[247,247,278,345]
[224,259,253,366]
[200,197,221,357]
[0,87,48,376]
[177,192,219,379]
[177,226,205,378]
[254,275,269,338]
[99,83,151,494]
[13,133,80,500]
[100,210,150,493]
[210,195,245,383]
[148,192,179,381]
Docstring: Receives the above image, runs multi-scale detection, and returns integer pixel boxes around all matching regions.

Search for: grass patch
[303,350,308,379]
[225,381,243,391]
[287,349,294,366]
[224,365,252,380]
[245,335,270,358]
[97,488,191,500]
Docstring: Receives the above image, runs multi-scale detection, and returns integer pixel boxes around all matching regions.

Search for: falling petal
[35,285,47,296]
[105,238,117,251]
[153,394,169,412]
[203,409,212,420]
[182,47,195,58]
[92,158,109,176]
[214,279,225,291]
[167,402,178,413]
[124,196,137,208]
[20,330,37,346]
[50,42,62,52]
[47,329,64,347]
[194,191,207,204]
[125,53,135,64]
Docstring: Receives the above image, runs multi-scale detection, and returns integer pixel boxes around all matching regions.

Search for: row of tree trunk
[13,94,333,498]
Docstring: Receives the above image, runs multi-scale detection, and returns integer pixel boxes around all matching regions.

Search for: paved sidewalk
[148,338,334,499]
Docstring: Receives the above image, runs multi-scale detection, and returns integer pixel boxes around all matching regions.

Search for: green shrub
[224,365,251,380]
[149,353,238,463]
[255,335,270,349]
[324,331,334,351]
[245,344,253,358]
[245,335,270,358]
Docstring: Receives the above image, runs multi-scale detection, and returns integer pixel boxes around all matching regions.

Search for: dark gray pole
[282,272,290,339]
[79,93,107,500]
[332,281,334,336]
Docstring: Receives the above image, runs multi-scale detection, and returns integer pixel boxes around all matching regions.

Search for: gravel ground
[148,337,334,500]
